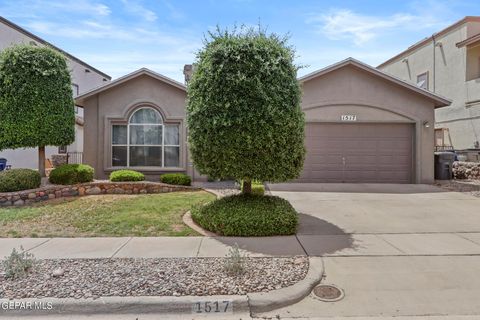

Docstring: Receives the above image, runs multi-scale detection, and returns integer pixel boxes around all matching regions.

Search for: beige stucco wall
[83,74,191,180]
[301,65,437,183]
[380,21,480,149]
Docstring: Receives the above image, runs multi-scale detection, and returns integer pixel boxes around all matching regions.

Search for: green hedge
[0,169,41,192]
[191,194,298,236]
[49,164,94,185]
[160,173,191,186]
[109,170,145,182]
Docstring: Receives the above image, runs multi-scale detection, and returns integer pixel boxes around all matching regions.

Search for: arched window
[112,107,180,167]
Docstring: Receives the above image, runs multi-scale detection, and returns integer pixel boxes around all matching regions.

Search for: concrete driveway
[268,183,480,234]
[256,183,480,319]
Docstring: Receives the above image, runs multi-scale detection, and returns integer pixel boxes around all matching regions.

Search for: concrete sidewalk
[3,232,480,259]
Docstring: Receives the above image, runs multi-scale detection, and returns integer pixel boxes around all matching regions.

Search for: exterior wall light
[423,121,430,128]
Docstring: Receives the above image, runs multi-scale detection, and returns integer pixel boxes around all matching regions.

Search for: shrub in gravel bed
[49,164,94,185]
[0,257,308,299]
[0,169,41,192]
[191,194,298,236]
[109,170,145,182]
[3,246,35,279]
[160,173,192,186]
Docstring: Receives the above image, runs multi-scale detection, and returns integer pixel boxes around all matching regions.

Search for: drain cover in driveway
[311,284,344,302]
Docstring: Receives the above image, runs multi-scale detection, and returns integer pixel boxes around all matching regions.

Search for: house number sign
[193,300,233,314]
[341,115,357,121]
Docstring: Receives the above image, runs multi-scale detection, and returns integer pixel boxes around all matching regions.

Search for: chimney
[183,64,194,84]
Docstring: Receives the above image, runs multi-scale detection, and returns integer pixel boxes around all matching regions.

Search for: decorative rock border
[0,181,198,207]
[453,161,480,180]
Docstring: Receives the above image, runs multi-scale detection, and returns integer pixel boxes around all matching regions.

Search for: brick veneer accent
[0,181,198,207]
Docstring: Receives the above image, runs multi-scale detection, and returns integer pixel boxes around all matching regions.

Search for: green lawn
[0,191,215,237]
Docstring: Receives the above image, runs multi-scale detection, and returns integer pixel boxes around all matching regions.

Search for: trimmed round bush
[160,173,191,186]
[0,169,41,192]
[109,170,145,182]
[49,164,94,185]
[191,194,298,236]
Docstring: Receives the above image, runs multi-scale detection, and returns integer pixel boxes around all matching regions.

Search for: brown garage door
[299,123,414,183]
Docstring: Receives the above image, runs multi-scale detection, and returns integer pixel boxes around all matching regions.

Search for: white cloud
[0,0,111,18]
[121,0,157,22]
[25,20,184,46]
[308,9,443,46]
[41,0,111,16]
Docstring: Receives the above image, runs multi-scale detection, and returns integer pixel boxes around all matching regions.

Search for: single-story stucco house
[74,58,451,184]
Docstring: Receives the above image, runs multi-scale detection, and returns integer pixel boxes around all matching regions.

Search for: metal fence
[435,146,454,152]
[67,152,83,164]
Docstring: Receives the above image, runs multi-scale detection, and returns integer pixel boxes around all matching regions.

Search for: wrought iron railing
[67,152,83,164]
[435,145,454,152]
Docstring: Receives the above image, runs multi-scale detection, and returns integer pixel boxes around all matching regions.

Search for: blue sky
[1,0,478,82]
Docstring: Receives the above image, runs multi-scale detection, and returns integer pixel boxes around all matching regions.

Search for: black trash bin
[434,152,456,180]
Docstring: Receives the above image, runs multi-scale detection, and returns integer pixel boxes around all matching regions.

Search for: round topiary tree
[0,45,75,177]
[187,28,305,193]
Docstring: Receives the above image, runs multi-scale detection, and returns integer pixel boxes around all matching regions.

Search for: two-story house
[378,16,480,161]
[0,16,111,169]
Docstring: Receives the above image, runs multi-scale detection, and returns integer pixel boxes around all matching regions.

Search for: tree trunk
[38,146,46,177]
[242,178,252,195]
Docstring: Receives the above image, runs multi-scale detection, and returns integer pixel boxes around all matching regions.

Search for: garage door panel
[299,123,413,183]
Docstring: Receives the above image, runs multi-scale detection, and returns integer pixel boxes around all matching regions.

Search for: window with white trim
[111,107,180,167]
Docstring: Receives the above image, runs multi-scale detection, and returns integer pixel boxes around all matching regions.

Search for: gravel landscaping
[0,257,308,299]
[435,180,480,198]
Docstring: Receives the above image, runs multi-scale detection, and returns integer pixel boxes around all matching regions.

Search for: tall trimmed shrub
[187,28,305,193]
[0,45,75,177]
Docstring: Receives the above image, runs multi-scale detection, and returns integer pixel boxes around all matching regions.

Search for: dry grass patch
[0,191,215,237]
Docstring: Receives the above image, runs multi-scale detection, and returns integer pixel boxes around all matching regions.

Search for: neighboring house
[0,16,111,169]
[75,58,450,184]
[378,16,480,159]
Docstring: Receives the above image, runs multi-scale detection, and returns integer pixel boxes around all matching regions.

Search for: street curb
[0,295,249,317]
[247,257,324,313]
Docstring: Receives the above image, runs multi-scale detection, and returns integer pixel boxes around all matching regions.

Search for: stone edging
[182,188,221,237]
[182,211,218,237]
[0,181,199,207]
[0,257,323,316]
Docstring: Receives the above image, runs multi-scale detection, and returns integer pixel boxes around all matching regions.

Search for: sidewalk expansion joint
[109,237,132,258]
[26,238,52,252]
[455,233,480,246]
[375,234,407,254]
[196,237,204,257]
[295,234,309,256]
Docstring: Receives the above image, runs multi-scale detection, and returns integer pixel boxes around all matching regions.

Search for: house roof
[456,33,480,48]
[75,68,186,106]
[0,16,111,80]
[299,58,451,108]
[377,16,480,69]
